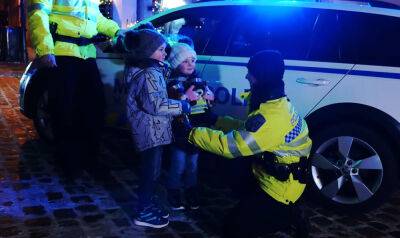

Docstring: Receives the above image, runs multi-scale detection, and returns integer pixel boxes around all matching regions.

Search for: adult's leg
[47,56,86,176]
[222,185,292,237]
[79,59,105,171]
[227,159,257,199]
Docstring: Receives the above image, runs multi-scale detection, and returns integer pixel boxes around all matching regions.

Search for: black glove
[182,114,193,131]
[181,100,191,114]
[173,115,192,144]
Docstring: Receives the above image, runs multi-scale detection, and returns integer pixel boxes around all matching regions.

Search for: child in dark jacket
[166,43,215,210]
[124,30,190,228]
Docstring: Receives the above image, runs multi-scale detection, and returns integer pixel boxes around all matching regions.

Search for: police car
[20,0,400,212]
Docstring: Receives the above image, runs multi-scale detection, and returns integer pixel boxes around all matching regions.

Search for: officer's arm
[189,114,280,159]
[139,71,182,116]
[96,8,120,37]
[214,116,244,133]
[28,0,54,57]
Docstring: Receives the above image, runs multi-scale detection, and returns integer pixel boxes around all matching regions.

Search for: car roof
[140,0,400,23]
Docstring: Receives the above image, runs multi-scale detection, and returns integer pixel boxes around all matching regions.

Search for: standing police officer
[28,0,120,178]
[187,50,312,237]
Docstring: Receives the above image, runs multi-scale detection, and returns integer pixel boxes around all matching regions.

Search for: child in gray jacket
[124,29,190,229]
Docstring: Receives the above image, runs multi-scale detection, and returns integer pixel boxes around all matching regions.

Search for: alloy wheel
[311,136,383,204]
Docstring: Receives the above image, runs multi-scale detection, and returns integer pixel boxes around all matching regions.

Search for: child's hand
[203,86,215,102]
[185,85,200,101]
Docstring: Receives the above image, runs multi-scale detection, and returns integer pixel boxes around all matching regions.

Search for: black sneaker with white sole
[134,205,169,228]
[186,187,200,210]
[150,196,170,218]
[168,189,185,211]
[151,204,170,218]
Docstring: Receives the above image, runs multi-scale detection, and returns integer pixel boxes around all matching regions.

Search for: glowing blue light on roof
[162,0,186,9]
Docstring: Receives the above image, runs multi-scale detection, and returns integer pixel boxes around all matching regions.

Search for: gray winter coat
[126,60,183,151]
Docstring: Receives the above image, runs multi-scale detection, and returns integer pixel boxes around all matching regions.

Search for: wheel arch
[305,103,400,174]
[19,65,49,119]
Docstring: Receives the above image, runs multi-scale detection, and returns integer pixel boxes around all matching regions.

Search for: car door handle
[296,77,330,86]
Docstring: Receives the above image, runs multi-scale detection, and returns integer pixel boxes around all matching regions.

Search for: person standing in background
[28,0,121,179]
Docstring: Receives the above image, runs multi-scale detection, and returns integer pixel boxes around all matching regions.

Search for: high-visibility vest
[28,0,119,59]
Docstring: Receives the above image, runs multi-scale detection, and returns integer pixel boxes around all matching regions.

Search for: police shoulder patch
[245,114,266,132]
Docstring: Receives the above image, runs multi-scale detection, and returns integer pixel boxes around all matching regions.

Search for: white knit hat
[168,43,197,69]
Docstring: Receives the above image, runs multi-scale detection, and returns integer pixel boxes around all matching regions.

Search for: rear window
[339,11,400,67]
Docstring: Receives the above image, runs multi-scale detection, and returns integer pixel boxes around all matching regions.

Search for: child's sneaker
[151,196,169,218]
[168,189,185,210]
[134,205,169,228]
[151,204,170,218]
[186,187,200,210]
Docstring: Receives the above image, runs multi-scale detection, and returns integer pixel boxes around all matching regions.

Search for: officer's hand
[181,100,191,114]
[39,54,57,68]
[114,28,128,37]
[172,115,193,144]
[182,115,193,131]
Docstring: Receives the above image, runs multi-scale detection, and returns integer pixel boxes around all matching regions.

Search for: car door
[316,10,400,121]
[94,35,125,127]
[203,5,353,119]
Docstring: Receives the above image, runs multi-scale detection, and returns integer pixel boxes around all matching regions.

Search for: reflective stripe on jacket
[191,98,208,115]
[28,0,119,58]
[188,96,312,204]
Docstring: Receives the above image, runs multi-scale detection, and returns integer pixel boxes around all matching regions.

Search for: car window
[153,6,231,55]
[306,9,341,62]
[225,6,317,60]
[340,11,400,67]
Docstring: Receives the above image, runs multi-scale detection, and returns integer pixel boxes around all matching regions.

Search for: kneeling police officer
[186,50,312,238]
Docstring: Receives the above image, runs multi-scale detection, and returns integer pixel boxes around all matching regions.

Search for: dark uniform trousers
[223,159,304,238]
[47,56,105,174]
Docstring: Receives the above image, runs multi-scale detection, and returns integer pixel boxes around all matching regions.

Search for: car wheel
[308,123,398,213]
[33,90,54,143]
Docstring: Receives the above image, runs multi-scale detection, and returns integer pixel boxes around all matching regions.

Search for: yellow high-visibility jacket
[28,0,120,59]
[189,96,312,204]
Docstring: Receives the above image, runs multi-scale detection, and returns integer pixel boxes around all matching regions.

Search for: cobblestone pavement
[1,73,400,238]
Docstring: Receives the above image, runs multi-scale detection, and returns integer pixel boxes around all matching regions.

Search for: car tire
[307,122,398,213]
[33,90,54,143]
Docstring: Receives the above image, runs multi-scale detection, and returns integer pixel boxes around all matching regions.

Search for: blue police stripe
[196,60,400,80]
